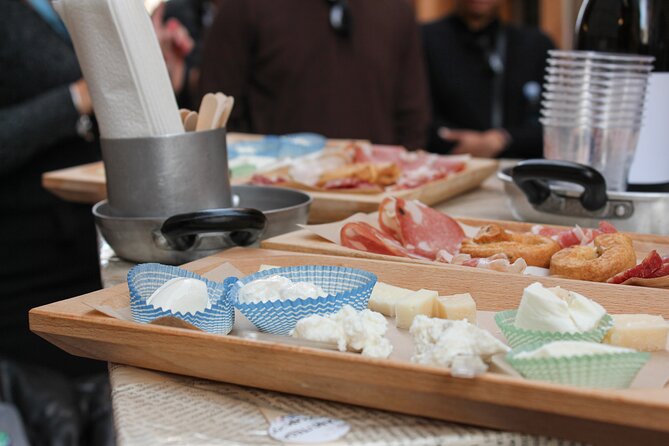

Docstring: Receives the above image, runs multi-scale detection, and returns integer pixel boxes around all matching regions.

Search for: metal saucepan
[499,160,669,235]
[94,185,311,264]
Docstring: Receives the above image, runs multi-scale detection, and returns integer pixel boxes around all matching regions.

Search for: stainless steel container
[101,127,232,217]
[499,160,669,235]
[94,185,311,264]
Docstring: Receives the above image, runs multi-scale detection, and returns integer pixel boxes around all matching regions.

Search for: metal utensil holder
[101,127,232,217]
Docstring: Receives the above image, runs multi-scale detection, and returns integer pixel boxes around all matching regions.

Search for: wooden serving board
[29,248,669,444]
[40,133,362,205]
[299,158,498,223]
[42,143,497,223]
[261,217,669,284]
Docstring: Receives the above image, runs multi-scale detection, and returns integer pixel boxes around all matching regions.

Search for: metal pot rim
[498,167,669,201]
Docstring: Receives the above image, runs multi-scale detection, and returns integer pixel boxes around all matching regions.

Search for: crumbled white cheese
[238,275,327,303]
[292,305,393,358]
[410,315,509,367]
[514,282,606,332]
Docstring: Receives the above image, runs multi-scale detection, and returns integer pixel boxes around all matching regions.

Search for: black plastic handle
[511,159,608,211]
[160,208,267,251]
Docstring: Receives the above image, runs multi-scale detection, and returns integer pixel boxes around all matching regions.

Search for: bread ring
[549,233,637,282]
[459,224,561,268]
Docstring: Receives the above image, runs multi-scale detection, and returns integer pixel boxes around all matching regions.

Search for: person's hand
[151,3,194,94]
[438,127,509,158]
[70,79,93,115]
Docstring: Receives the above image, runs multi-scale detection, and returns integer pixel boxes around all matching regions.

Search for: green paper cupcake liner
[495,310,613,348]
[506,342,651,389]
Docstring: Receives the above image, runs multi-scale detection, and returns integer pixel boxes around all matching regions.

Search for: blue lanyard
[26,0,72,44]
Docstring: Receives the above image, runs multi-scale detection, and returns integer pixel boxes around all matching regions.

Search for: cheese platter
[261,196,669,289]
[29,248,669,444]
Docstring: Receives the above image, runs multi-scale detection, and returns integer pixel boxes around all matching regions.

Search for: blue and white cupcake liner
[227,265,377,335]
[128,263,233,334]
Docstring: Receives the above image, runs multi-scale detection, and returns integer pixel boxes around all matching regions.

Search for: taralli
[460,224,561,268]
[549,233,637,282]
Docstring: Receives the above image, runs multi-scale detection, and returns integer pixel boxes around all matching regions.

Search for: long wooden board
[29,248,669,444]
[41,142,497,223]
[262,217,669,283]
[302,158,498,223]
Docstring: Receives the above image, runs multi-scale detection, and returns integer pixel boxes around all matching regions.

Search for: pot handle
[160,208,267,251]
[511,159,608,211]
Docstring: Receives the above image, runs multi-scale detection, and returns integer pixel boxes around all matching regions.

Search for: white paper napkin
[54,0,184,138]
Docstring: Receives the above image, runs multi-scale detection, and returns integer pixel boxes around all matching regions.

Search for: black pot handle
[511,159,608,211]
[160,208,267,251]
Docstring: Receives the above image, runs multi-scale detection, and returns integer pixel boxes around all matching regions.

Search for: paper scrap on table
[54,0,183,138]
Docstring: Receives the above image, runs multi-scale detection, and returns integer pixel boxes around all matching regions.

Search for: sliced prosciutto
[340,222,429,260]
[532,221,618,249]
[378,196,465,259]
[348,143,467,190]
[608,250,669,283]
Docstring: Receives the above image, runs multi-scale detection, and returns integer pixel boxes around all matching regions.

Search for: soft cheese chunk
[292,305,393,358]
[514,282,606,332]
[514,341,633,360]
[395,289,437,329]
[435,293,477,324]
[147,277,210,315]
[238,275,327,303]
[368,282,413,317]
[410,315,509,367]
[603,314,669,352]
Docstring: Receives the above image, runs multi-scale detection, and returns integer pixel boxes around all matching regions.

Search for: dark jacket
[199,0,430,148]
[423,15,554,158]
[0,0,103,376]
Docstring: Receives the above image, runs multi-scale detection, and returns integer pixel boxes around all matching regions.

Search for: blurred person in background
[162,0,219,109]
[199,0,430,148]
[423,0,554,158]
[0,0,191,443]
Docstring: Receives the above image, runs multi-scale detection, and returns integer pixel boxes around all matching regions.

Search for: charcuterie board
[29,248,669,444]
[290,158,498,223]
[261,216,669,283]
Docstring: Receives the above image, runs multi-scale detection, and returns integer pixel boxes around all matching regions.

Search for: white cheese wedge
[395,289,437,329]
[434,293,477,324]
[603,314,669,352]
[368,282,414,317]
[514,282,606,332]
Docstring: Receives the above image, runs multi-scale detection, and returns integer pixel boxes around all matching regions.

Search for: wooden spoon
[196,93,219,131]
[184,111,198,131]
[179,108,190,123]
[218,96,235,128]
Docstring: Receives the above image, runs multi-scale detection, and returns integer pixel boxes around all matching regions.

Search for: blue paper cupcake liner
[227,265,377,335]
[128,263,233,334]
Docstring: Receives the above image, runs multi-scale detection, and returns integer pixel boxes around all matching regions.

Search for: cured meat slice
[340,222,428,260]
[321,178,377,190]
[440,252,527,274]
[394,198,465,258]
[649,263,669,278]
[532,221,619,249]
[378,197,401,240]
[607,250,663,284]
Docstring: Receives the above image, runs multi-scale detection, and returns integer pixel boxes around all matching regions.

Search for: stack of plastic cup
[541,50,654,191]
